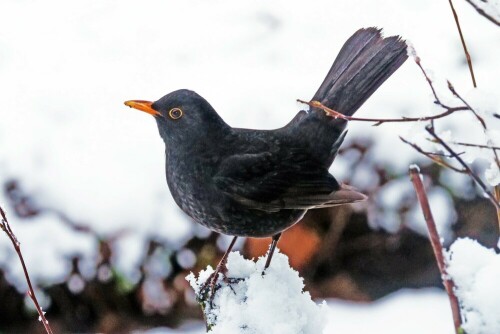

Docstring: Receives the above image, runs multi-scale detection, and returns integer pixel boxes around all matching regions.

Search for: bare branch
[400,137,467,173]
[297,99,468,125]
[409,166,463,333]
[495,186,500,231]
[426,126,500,210]
[0,206,54,334]
[447,81,486,128]
[415,58,454,109]
[464,0,500,26]
[450,141,500,151]
[448,0,477,87]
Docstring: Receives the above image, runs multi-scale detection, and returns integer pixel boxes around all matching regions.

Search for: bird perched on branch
[125,27,407,295]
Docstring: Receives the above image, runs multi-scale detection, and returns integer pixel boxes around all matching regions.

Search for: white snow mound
[446,238,500,334]
[186,250,327,334]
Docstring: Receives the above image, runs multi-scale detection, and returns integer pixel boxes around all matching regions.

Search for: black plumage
[125,27,407,276]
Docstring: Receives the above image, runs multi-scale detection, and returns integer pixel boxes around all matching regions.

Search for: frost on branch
[446,238,500,334]
[186,250,327,334]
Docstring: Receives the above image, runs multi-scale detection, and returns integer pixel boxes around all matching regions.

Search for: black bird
[125,27,407,290]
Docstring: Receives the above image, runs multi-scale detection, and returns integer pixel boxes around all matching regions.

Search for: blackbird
[125,27,407,289]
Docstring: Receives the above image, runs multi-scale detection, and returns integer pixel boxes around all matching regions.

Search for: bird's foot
[198,236,239,308]
[199,270,244,307]
[199,268,224,307]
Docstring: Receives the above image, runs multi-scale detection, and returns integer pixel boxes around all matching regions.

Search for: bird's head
[125,89,228,144]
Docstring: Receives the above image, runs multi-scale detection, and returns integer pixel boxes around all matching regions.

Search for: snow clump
[446,238,500,334]
[186,250,327,334]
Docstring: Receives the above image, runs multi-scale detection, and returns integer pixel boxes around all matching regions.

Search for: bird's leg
[262,233,282,274]
[200,236,238,303]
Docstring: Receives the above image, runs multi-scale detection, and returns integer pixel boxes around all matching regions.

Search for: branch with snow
[186,250,327,334]
[0,206,53,334]
[409,166,500,334]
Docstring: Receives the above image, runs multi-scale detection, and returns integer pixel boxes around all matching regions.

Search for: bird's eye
[168,108,183,120]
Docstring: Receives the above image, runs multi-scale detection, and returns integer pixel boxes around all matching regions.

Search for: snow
[324,289,454,334]
[409,164,421,172]
[485,161,500,186]
[143,288,455,333]
[446,238,500,334]
[186,250,327,334]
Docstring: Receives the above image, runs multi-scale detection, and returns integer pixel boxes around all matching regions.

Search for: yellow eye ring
[168,108,183,120]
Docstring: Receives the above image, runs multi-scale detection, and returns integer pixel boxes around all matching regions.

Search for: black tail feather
[312,27,408,117]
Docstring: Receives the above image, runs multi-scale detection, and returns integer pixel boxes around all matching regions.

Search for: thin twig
[448,0,477,87]
[0,206,53,334]
[447,81,500,195]
[400,137,467,173]
[409,166,462,333]
[464,0,500,26]
[415,58,455,109]
[495,186,500,231]
[426,126,500,210]
[450,141,500,151]
[447,81,485,128]
[297,99,468,125]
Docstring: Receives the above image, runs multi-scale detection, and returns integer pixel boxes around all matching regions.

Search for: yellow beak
[124,100,160,117]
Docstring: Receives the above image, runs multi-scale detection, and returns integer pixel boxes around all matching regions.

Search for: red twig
[297,99,468,126]
[0,206,53,334]
[409,166,462,333]
[494,185,500,231]
[448,0,477,87]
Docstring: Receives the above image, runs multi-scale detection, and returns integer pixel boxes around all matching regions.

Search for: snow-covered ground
[0,0,499,332]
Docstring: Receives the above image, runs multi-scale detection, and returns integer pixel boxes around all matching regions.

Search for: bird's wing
[213,150,366,212]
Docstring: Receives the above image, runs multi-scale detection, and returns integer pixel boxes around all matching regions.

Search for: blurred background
[0,0,498,333]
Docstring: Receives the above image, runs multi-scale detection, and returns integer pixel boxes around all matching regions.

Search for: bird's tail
[291,28,407,167]
[311,27,408,117]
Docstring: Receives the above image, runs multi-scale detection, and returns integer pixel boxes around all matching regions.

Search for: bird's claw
[199,272,244,308]
[199,271,222,307]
